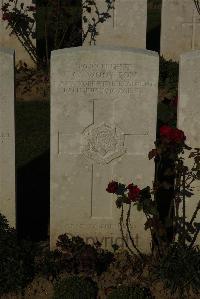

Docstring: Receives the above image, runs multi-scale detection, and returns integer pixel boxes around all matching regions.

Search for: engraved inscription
[81,122,126,164]
[0,133,10,143]
[60,63,155,96]
[64,222,134,230]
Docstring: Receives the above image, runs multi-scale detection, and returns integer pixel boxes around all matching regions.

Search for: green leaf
[111,244,119,252]
[148,206,159,216]
[194,222,200,230]
[115,197,123,208]
[116,183,126,195]
[179,190,194,197]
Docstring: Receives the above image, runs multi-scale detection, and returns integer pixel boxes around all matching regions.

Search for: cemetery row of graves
[1,43,200,299]
[0,0,199,253]
[1,43,199,250]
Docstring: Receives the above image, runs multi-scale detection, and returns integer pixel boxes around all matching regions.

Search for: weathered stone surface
[50,46,159,253]
[83,0,147,48]
[0,0,36,67]
[0,48,15,228]
[161,0,200,61]
[177,50,200,246]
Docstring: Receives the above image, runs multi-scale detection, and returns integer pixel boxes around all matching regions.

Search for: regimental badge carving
[81,122,126,164]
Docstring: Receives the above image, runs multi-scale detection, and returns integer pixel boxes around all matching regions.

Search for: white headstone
[50,46,159,253]
[161,0,200,61]
[0,48,16,228]
[177,50,200,246]
[83,0,147,48]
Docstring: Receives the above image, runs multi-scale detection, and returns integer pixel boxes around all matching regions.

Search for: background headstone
[177,50,200,246]
[0,0,36,68]
[83,0,147,48]
[0,48,16,228]
[50,46,159,253]
[161,0,200,61]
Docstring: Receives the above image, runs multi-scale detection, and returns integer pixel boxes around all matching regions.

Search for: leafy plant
[53,275,98,299]
[157,96,177,130]
[107,284,153,299]
[36,233,114,282]
[95,246,114,275]
[0,213,36,296]
[35,249,67,281]
[1,0,115,68]
[151,242,200,298]
[1,0,36,64]
[82,0,115,45]
[56,234,114,275]
[159,56,179,97]
[106,125,200,262]
[2,0,115,100]
[0,213,13,233]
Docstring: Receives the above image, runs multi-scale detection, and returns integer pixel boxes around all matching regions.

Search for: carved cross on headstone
[182,9,200,49]
[58,98,149,219]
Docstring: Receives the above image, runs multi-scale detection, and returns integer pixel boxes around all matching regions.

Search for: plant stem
[11,27,37,64]
[119,205,135,255]
[189,200,200,225]
[58,16,71,49]
[126,203,144,259]
[189,227,200,248]
[44,3,49,67]
[182,166,186,246]
[189,201,200,248]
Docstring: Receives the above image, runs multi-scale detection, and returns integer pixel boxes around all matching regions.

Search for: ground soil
[1,248,199,299]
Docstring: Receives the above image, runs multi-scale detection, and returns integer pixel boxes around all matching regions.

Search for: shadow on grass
[16,149,50,241]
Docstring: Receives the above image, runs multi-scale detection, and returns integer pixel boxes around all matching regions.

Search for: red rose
[106,181,118,194]
[159,125,173,139]
[160,125,186,143]
[127,183,140,202]
[171,128,186,143]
